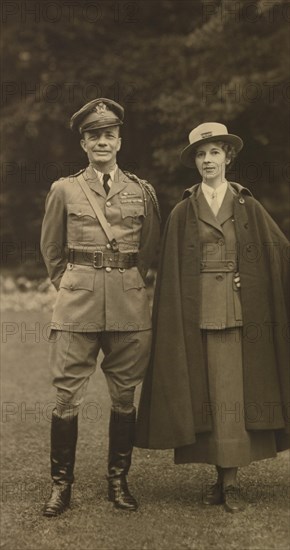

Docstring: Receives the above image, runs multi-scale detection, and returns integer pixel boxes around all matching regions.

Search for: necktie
[210,191,220,216]
[103,173,110,195]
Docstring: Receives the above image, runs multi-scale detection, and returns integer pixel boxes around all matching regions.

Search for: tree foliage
[1,0,289,260]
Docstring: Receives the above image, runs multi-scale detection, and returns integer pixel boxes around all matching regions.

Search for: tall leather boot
[43,411,78,517]
[107,408,138,511]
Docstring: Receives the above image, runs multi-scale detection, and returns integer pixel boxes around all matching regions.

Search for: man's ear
[117,137,122,152]
[80,138,87,153]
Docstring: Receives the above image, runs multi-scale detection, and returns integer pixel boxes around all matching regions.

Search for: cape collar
[185,181,251,235]
[183,181,253,200]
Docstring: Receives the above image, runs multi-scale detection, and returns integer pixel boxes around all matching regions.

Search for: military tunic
[41,164,160,332]
[40,164,160,414]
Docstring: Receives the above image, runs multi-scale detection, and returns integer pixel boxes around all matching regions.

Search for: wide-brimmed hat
[180,122,243,168]
[70,98,124,134]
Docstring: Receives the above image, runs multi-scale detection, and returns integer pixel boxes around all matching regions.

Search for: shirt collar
[201,180,228,199]
[93,164,118,184]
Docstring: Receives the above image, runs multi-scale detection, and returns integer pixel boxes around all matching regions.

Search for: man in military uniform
[40,98,160,516]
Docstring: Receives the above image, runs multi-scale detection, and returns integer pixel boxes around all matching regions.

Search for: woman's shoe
[223,485,246,513]
[202,483,223,505]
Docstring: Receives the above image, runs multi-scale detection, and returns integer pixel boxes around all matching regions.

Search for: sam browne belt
[68,248,138,269]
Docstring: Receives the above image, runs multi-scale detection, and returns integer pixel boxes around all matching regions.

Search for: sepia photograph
[1,1,289,549]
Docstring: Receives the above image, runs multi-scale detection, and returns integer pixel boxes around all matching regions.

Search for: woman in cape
[135,122,289,513]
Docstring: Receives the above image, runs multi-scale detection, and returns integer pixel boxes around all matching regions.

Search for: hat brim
[180,134,243,168]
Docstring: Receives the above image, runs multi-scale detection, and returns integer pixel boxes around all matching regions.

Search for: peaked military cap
[70,98,124,134]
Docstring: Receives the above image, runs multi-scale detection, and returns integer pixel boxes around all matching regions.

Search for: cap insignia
[94,102,108,116]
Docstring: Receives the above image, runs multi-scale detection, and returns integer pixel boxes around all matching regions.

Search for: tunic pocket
[122,267,145,291]
[67,203,96,243]
[120,204,144,242]
[60,265,95,291]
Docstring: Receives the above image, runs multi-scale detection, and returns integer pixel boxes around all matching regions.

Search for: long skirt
[175,328,277,467]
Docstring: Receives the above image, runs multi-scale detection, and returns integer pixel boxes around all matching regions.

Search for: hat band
[80,118,123,133]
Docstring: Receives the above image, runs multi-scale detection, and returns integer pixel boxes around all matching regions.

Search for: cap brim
[80,119,123,133]
[180,134,243,168]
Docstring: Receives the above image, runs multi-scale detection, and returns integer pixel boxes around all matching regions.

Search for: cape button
[106,201,112,207]
[239,197,245,204]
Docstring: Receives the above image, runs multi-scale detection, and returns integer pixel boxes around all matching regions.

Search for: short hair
[215,140,238,169]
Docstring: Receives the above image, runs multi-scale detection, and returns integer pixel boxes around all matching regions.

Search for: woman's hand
[234,272,241,289]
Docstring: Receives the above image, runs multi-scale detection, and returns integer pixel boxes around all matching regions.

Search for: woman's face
[195,142,229,185]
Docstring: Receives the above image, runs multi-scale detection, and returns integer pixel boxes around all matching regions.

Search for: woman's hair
[215,140,238,169]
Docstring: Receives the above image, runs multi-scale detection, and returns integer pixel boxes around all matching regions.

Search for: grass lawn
[1,310,289,550]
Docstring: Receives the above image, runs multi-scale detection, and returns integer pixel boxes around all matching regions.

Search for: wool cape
[135,183,290,451]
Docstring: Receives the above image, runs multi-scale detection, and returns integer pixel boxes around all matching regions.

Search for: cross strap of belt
[200,259,238,273]
[76,173,119,252]
[68,249,138,269]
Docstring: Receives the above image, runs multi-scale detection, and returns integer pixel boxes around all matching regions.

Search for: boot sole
[43,503,70,517]
[108,495,138,511]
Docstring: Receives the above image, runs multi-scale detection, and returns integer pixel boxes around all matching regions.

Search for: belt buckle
[93,251,103,269]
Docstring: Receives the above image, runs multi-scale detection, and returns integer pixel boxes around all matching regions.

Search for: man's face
[195,141,229,184]
[80,126,121,169]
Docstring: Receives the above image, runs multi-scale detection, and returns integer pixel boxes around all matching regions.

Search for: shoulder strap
[76,174,119,252]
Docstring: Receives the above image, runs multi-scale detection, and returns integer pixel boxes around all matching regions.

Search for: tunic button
[228,261,234,269]
[106,201,112,207]
[218,239,225,246]
[68,263,73,270]
[106,267,112,273]
[216,273,224,281]
[239,197,245,204]
[106,243,111,249]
